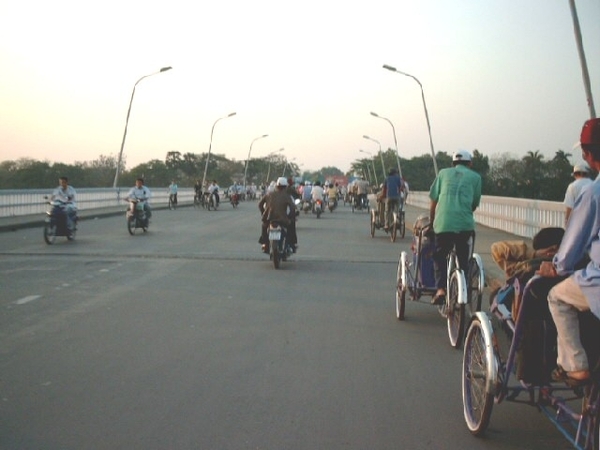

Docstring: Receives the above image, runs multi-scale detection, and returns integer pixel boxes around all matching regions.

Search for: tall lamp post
[359,149,378,185]
[113,66,172,188]
[362,135,386,180]
[568,0,596,118]
[370,112,402,177]
[201,112,237,190]
[382,64,439,175]
[244,134,268,191]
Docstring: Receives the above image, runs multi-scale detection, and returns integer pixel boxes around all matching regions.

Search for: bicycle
[168,193,177,210]
[396,215,484,348]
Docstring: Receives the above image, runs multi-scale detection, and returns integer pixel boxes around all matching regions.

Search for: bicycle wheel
[467,255,484,316]
[395,252,407,320]
[447,269,466,348]
[168,197,174,210]
[462,316,496,436]
[127,216,136,235]
[391,219,397,242]
[43,222,57,245]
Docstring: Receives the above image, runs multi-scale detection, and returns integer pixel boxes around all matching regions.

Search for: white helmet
[276,177,288,187]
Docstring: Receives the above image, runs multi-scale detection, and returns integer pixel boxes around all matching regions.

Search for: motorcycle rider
[354,175,369,209]
[311,180,325,212]
[126,178,152,219]
[258,177,297,253]
[207,180,220,207]
[51,176,77,231]
[326,182,338,209]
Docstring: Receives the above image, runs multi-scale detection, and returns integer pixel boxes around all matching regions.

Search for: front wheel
[447,269,466,349]
[467,254,484,317]
[127,216,136,235]
[168,197,175,210]
[43,222,57,244]
[462,316,496,436]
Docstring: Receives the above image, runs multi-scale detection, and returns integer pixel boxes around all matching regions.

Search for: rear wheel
[43,222,57,245]
[467,256,483,316]
[168,196,175,210]
[463,317,495,436]
[447,270,466,348]
[127,216,136,235]
[370,211,375,237]
[395,253,406,320]
[271,240,280,269]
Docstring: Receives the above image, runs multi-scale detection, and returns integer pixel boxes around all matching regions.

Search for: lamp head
[382,64,397,72]
[370,112,379,117]
[160,66,172,72]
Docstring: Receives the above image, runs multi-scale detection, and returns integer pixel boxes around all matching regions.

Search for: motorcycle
[301,199,312,214]
[327,197,337,213]
[43,198,77,244]
[127,198,149,235]
[313,199,323,218]
[230,192,240,208]
[268,221,294,269]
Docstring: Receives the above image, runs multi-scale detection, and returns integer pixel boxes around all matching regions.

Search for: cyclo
[370,194,406,242]
[395,214,485,348]
[462,275,600,449]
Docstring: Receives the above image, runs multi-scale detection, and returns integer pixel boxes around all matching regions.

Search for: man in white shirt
[51,176,77,230]
[127,178,152,218]
[563,163,592,224]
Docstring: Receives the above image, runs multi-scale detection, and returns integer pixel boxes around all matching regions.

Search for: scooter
[127,198,149,235]
[43,198,77,244]
[313,199,323,218]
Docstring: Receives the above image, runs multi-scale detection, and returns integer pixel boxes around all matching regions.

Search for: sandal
[551,366,590,387]
[431,291,446,305]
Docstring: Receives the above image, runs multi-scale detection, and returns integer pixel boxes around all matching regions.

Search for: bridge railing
[406,191,564,239]
[0,188,195,217]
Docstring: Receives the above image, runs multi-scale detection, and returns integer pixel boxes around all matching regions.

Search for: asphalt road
[0,201,567,449]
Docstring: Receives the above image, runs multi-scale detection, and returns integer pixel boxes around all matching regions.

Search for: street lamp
[113,66,172,188]
[201,112,237,190]
[266,148,284,184]
[359,149,378,185]
[382,64,438,175]
[370,112,402,177]
[243,134,268,191]
[362,135,386,180]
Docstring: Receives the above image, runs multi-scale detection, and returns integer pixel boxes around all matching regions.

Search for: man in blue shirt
[538,118,600,386]
[383,168,403,230]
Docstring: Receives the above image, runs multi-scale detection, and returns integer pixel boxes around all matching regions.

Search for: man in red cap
[538,118,600,386]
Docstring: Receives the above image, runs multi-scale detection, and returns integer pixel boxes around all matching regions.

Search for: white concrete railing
[0,188,196,217]
[406,191,564,239]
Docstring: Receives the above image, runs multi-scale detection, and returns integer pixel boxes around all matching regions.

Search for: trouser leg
[548,276,590,372]
[433,233,455,290]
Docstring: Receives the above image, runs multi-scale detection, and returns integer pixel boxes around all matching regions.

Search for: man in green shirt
[429,150,482,304]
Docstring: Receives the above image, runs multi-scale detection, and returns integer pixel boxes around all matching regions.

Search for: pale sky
[1,0,598,174]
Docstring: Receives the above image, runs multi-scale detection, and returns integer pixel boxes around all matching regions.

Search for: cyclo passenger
[429,150,482,305]
[538,118,600,387]
[258,177,297,254]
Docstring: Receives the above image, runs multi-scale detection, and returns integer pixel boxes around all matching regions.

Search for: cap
[580,118,600,146]
[452,149,472,162]
[276,177,288,187]
[573,163,590,174]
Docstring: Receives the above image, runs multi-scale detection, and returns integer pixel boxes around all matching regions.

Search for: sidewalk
[1,204,521,290]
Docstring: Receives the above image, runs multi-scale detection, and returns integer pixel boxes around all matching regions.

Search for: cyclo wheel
[462,315,496,436]
[400,211,406,238]
[447,269,466,349]
[271,240,280,269]
[43,222,57,245]
[370,210,375,237]
[395,251,407,320]
[467,255,484,316]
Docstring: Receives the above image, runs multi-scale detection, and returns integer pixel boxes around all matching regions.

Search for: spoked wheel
[400,212,406,238]
[395,252,407,320]
[462,316,496,436]
[391,220,397,242]
[467,255,484,317]
[271,240,280,269]
[447,270,466,348]
[168,197,176,210]
[43,222,57,245]
[127,217,136,235]
[370,211,375,237]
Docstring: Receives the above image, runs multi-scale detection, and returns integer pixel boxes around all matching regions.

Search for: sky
[1,0,598,176]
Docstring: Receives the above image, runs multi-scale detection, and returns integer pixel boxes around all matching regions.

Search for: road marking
[15,295,42,305]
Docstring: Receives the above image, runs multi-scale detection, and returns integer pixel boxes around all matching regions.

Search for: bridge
[0,198,567,449]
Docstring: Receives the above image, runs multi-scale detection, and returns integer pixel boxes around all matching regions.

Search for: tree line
[0,148,592,202]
